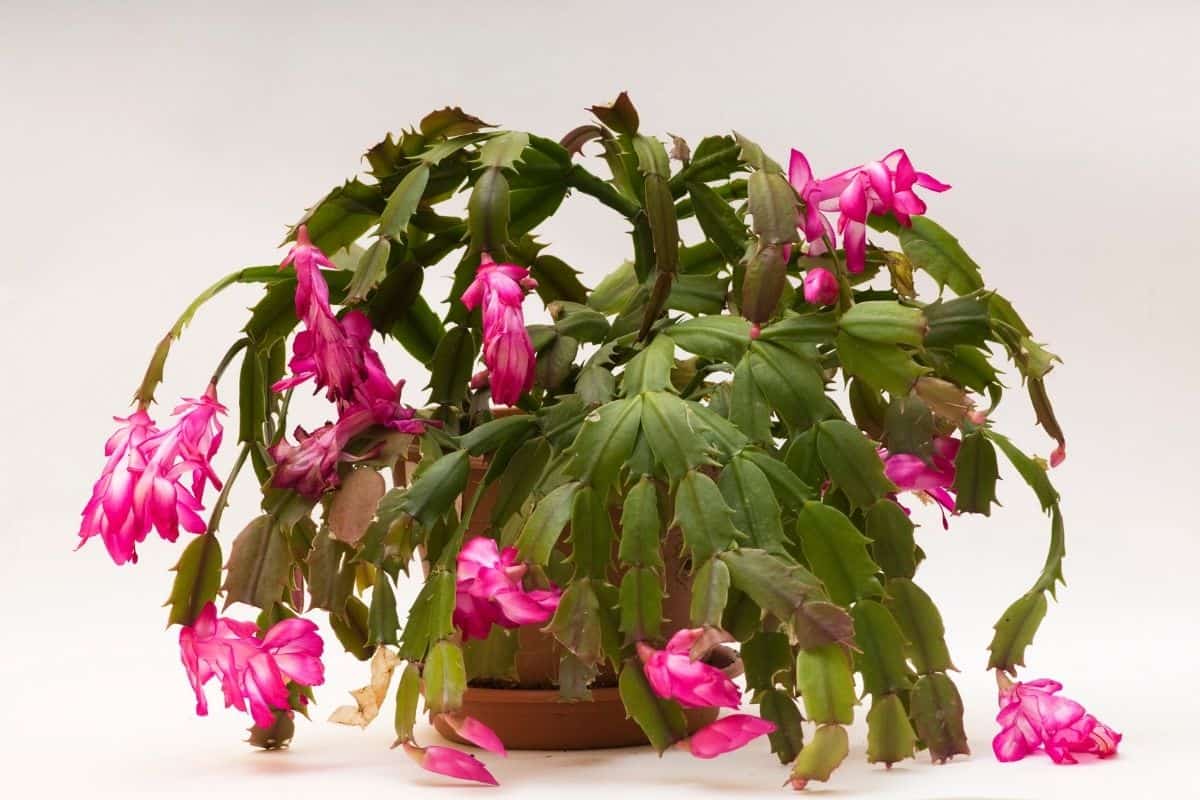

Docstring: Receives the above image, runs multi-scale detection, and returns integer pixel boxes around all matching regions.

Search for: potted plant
[78,93,1119,789]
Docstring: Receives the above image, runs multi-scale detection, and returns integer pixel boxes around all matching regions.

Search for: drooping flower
[275,226,365,407]
[879,434,960,527]
[179,603,324,728]
[78,410,158,565]
[267,407,374,498]
[281,224,337,315]
[636,628,741,709]
[133,386,228,543]
[453,536,561,641]
[402,742,499,786]
[460,253,537,406]
[78,385,227,565]
[802,267,839,306]
[789,149,949,273]
[276,228,423,426]
[680,714,776,759]
[993,677,1121,764]
[269,229,425,497]
[165,385,227,502]
[437,713,507,756]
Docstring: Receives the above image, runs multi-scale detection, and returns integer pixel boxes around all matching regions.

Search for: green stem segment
[210,338,250,387]
[205,443,251,535]
[675,179,747,219]
[567,164,641,219]
[133,266,281,407]
[267,387,294,446]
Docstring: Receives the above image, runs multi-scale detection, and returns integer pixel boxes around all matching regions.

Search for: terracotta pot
[410,415,736,749]
[448,452,696,688]
[433,645,744,750]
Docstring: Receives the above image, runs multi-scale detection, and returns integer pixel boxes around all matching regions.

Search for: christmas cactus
[78,93,1118,788]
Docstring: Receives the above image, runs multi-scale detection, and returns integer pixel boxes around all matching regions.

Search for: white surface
[2,0,1198,796]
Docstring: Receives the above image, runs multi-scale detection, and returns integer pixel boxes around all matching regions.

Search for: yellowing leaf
[328,646,401,728]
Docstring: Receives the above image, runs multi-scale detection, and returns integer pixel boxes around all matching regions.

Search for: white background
[2,1,1198,796]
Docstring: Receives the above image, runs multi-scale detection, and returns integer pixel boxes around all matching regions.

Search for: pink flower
[165,386,226,502]
[402,742,499,786]
[78,385,227,565]
[680,714,776,759]
[802,267,839,306]
[268,382,425,498]
[270,228,425,497]
[277,228,419,420]
[789,149,949,274]
[276,226,365,407]
[179,603,324,728]
[133,387,227,540]
[268,407,373,497]
[78,410,158,565]
[437,713,507,756]
[880,434,959,527]
[636,628,742,709]
[994,678,1121,764]
[454,537,561,640]
[460,253,537,406]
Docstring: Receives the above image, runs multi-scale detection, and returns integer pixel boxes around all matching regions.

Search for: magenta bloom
[79,385,227,565]
[789,149,949,273]
[453,536,561,640]
[165,386,227,502]
[994,678,1121,765]
[179,602,324,728]
[276,226,364,407]
[438,713,507,756]
[133,386,227,541]
[460,253,537,406]
[636,628,741,709]
[880,434,959,527]
[681,714,776,759]
[402,742,499,786]
[78,410,158,565]
[268,412,370,498]
[802,267,839,306]
[276,227,421,419]
[270,228,425,497]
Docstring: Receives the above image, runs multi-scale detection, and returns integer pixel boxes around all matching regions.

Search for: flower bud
[680,714,775,759]
[1050,444,1066,468]
[402,742,499,786]
[436,713,507,755]
[802,267,839,306]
